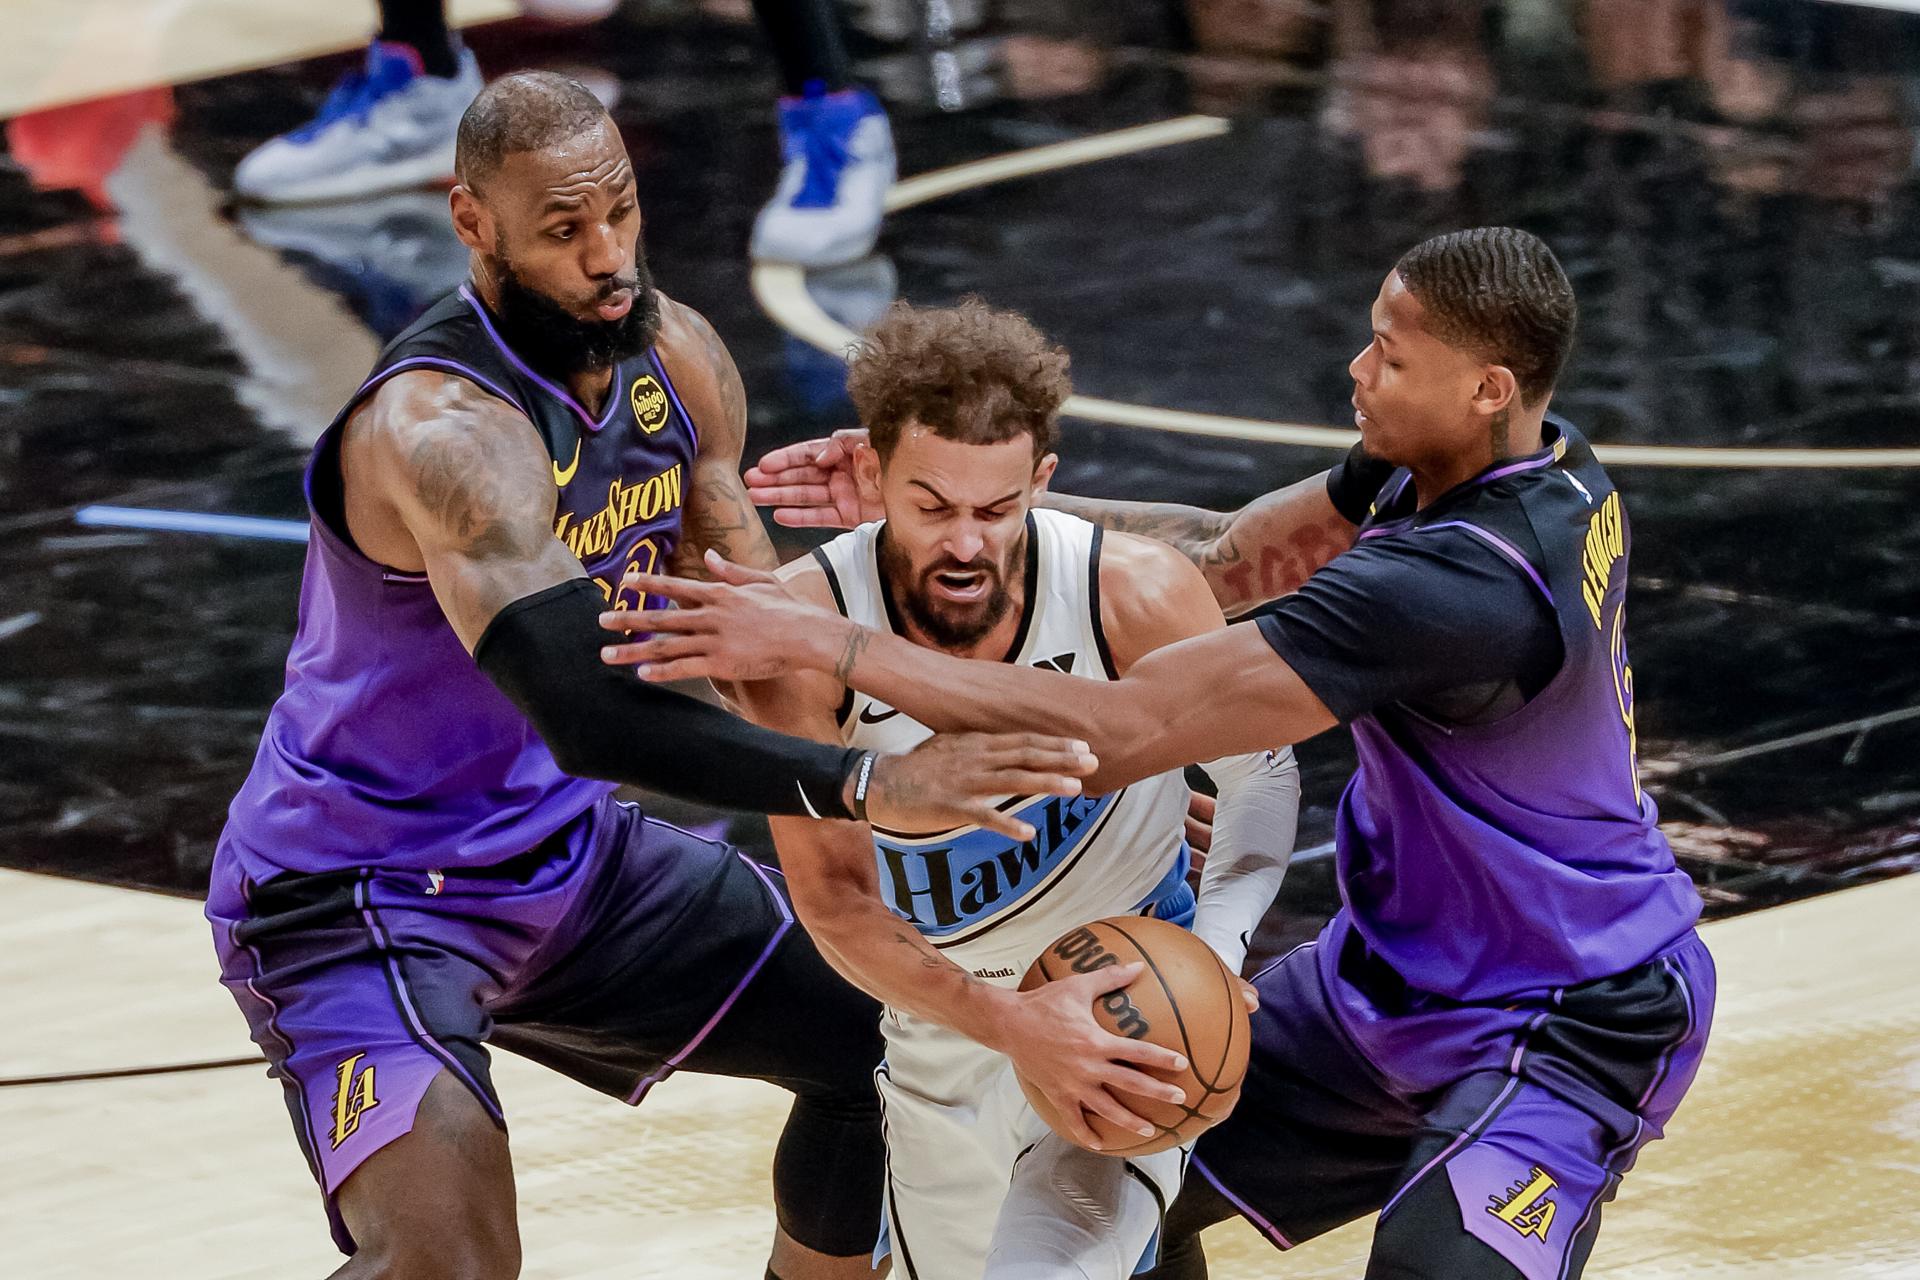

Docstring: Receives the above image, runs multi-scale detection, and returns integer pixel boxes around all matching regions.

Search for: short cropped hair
[1395,227,1577,406]
[847,299,1071,462]
[456,71,611,191]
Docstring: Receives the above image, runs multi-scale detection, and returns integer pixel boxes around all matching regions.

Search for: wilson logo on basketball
[630,374,671,434]
[1051,926,1151,1037]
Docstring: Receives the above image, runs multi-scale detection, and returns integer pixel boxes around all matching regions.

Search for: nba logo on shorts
[330,1052,380,1149]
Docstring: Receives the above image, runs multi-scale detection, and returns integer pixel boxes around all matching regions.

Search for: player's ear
[853,439,883,495]
[1473,364,1519,417]
[449,185,489,253]
[1032,452,1060,492]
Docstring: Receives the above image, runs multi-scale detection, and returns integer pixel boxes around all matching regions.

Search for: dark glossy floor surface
[2,0,1916,953]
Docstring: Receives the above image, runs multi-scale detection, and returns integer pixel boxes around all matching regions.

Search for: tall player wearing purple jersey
[606,228,1715,1280]
[207,73,1099,1280]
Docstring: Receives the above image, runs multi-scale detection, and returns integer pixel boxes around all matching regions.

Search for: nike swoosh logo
[858,704,901,725]
[551,439,581,487]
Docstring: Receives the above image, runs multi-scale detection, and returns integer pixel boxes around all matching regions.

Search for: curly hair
[1395,227,1576,406]
[846,298,1072,461]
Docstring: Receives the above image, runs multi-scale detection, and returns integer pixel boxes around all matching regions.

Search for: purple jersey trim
[459,284,624,434]
[359,354,530,419]
[1636,957,1695,1110]
[1190,1156,1295,1249]
[1380,1074,1521,1219]
[624,853,795,1105]
[1357,518,1556,606]
[233,877,328,1179]
[355,876,504,1123]
[647,347,701,455]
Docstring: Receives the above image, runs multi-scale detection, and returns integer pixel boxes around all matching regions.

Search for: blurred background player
[706,299,1300,1280]
[230,0,893,266]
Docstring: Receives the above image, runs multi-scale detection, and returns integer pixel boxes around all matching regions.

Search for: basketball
[1015,916,1250,1157]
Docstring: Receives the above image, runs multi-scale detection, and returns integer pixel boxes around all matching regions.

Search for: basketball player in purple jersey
[606,228,1716,1280]
[207,73,1096,1280]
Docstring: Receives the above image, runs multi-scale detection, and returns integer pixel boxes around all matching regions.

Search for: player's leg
[980,1136,1181,1280]
[747,0,895,266]
[330,1071,519,1280]
[671,899,891,1280]
[1136,941,1423,1280]
[487,811,887,1280]
[208,863,527,1273]
[231,0,480,203]
[1365,938,1715,1279]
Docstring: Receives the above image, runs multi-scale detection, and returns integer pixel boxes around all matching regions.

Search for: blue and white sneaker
[751,85,897,268]
[234,41,483,204]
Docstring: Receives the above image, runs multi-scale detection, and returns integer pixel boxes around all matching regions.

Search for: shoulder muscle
[1099,530,1229,674]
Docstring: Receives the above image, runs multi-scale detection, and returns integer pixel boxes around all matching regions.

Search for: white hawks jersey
[814,508,1192,980]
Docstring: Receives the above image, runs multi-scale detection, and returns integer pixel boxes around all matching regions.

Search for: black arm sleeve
[1251,530,1561,723]
[475,579,863,818]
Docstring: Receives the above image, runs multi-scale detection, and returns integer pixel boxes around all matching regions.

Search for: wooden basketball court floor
[6,867,1917,1279]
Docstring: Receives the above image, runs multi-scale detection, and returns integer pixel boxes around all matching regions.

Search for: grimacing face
[856,427,1059,651]
[1347,270,1517,474]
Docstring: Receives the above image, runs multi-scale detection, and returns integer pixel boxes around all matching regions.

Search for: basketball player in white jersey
[643,300,1301,1280]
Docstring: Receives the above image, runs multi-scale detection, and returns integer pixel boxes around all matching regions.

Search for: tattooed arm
[1039,474,1356,618]
[743,429,1358,615]
[346,370,582,648]
[654,296,780,578]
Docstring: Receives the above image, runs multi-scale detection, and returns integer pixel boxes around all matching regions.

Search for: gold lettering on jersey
[630,374,671,434]
[1487,1166,1558,1240]
[1579,491,1625,630]
[329,1053,380,1149]
[553,463,684,561]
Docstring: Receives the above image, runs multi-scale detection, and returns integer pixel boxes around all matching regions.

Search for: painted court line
[753,116,1920,470]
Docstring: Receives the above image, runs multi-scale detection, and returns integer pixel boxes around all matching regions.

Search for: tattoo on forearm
[1041,493,1234,561]
[678,470,776,576]
[1211,515,1355,614]
[894,929,949,971]
[834,625,874,684]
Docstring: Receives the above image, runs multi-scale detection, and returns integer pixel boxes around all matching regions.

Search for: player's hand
[742,428,881,529]
[600,550,846,681]
[864,733,1098,840]
[999,964,1193,1150]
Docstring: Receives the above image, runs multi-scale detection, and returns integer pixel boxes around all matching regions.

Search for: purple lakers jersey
[1261,423,1701,1002]
[218,286,699,878]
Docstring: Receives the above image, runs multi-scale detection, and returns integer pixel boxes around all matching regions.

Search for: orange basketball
[1015,916,1250,1156]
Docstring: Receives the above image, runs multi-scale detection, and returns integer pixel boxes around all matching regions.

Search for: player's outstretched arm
[359,373,1093,830]
[745,429,1387,614]
[602,551,1339,793]
[1097,534,1303,973]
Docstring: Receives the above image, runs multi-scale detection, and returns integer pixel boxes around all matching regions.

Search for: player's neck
[1411,411,1545,508]
[467,271,618,416]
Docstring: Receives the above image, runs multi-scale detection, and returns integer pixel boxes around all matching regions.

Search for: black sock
[751,0,854,96]
[378,0,460,78]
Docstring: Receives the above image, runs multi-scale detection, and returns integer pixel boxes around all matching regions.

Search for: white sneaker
[234,42,483,204]
[751,87,896,268]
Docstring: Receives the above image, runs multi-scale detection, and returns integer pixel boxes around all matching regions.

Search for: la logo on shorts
[330,1052,380,1149]
[1486,1165,1558,1240]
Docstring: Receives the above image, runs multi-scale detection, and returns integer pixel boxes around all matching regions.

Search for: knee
[344,1229,521,1280]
